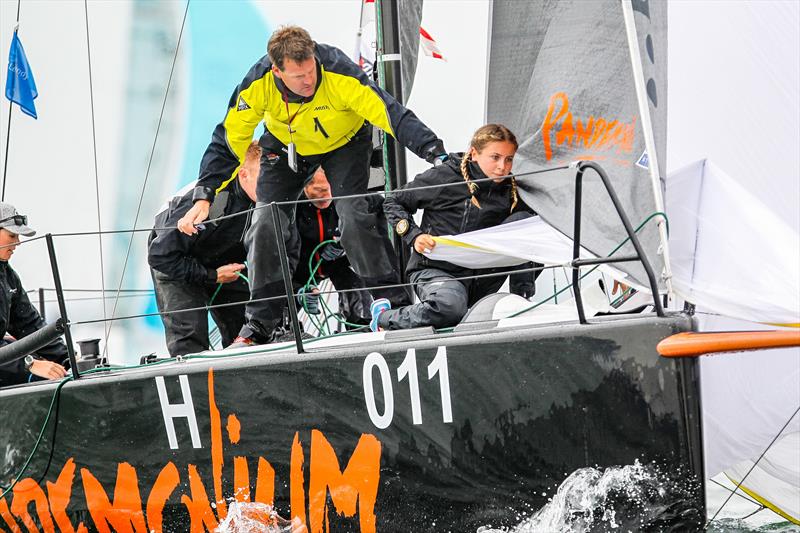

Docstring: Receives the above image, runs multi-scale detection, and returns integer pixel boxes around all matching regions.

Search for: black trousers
[313,257,373,327]
[240,125,408,340]
[378,267,507,330]
[152,270,250,356]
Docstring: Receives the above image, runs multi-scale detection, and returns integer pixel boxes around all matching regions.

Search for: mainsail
[487,0,668,291]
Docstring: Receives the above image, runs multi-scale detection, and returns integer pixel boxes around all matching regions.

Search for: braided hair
[459,124,519,213]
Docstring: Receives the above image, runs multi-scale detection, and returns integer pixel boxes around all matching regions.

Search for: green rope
[1,376,72,499]
[503,211,668,319]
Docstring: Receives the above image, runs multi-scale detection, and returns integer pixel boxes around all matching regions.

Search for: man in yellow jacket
[178,25,446,344]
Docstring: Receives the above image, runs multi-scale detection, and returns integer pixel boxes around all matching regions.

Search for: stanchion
[45,234,80,380]
[269,203,304,354]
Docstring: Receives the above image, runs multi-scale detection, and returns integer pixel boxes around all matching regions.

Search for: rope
[83,0,109,341]
[102,0,191,361]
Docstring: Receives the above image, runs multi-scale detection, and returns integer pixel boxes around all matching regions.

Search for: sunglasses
[0,214,28,226]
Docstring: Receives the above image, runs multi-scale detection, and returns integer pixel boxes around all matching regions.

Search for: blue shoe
[370,298,391,332]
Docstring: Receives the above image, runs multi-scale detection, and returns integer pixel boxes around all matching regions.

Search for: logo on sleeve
[237,96,251,112]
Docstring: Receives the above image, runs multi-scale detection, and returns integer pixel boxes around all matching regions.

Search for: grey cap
[0,202,36,237]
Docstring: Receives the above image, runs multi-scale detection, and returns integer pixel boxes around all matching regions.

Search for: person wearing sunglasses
[0,202,69,387]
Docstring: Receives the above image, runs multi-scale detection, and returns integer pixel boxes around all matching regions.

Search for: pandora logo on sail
[540,92,636,163]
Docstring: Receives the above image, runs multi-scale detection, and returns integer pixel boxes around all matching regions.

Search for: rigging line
[1,0,22,202]
[36,287,153,293]
[101,0,190,362]
[69,263,553,326]
[708,478,764,509]
[6,164,573,243]
[705,404,800,528]
[84,0,109,340]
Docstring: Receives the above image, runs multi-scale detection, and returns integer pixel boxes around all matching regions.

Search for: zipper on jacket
[459,199,471,233]
[313,117,329,138]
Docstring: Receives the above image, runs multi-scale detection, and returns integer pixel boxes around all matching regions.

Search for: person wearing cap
[175,25,445,346]
[0,203,69,387]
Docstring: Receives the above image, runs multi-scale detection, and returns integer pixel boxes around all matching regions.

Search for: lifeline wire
[2,165,569,244]
[102,0,190,361]
[84,0,109,340]
[66,210,664,327]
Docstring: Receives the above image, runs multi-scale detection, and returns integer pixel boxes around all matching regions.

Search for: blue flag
[5,31,38,119]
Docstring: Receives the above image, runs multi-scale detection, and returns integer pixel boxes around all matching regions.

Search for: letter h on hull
[155,375,202,450]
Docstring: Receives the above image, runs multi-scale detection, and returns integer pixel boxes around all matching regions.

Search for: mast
[621,0,675,301]
[375,0,410,277]
[376,0,408,189]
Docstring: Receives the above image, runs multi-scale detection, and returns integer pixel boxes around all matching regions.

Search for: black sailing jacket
[0,262,69,386]
[383,153,532,276]
[147,181,253,285]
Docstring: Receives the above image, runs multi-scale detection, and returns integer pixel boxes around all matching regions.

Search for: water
[214,466,798,533]
[215,501,305,533]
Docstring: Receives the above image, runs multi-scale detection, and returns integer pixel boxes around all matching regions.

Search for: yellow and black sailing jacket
[194,43,443,200]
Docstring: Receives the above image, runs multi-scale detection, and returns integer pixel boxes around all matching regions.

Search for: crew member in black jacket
[148,142,261,355]
[0,203,69,387]
[293,167,373,327]
[373,124,539,331]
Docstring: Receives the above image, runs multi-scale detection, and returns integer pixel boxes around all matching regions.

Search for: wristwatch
[24,355,35,372]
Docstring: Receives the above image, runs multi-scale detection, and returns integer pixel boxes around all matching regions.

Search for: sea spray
[477,460,701,532]
[215,501,305,533]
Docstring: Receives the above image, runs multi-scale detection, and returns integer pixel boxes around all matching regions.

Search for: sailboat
[0,0,797,531]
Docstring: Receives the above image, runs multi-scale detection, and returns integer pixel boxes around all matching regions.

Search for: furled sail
[486,0,668,290]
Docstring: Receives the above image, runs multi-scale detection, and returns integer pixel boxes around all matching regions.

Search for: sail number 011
[362,346,453,429]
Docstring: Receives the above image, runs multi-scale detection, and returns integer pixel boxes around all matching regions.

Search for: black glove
[423,140,448,166]
[320,242,346,262]
[297,286,320,315]
[509,263,538,299]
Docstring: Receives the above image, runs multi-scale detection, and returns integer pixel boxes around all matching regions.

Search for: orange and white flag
[419,27,445,61]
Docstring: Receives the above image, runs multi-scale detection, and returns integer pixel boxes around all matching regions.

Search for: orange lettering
[207,369,227,520]
[180,465,219,533]
[290,432,307,528]
[146,462,180,533]
[11,478,56,532]
[541,92,569,161]
[254,457,275,506]
[308,431,381,533]
[0,496,22,533]
[45,459,87,533]
[574,117,594,149]
[233,457,250,502]
[81,464,147,533]
[227,414,241,444]
[540,92,636,162]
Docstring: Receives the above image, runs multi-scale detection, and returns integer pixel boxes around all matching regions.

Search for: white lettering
[155,375,202,450]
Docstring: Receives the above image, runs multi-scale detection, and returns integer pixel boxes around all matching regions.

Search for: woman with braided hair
[373,124,539,331]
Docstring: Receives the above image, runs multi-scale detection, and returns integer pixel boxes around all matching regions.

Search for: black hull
[0,313,703,532]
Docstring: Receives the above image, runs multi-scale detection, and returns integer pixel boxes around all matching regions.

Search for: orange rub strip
[657,331,800,357]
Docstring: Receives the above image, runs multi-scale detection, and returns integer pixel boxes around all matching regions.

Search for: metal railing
[5,161,667,378]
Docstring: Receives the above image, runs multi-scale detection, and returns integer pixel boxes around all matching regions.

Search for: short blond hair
[244,141,261,164]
